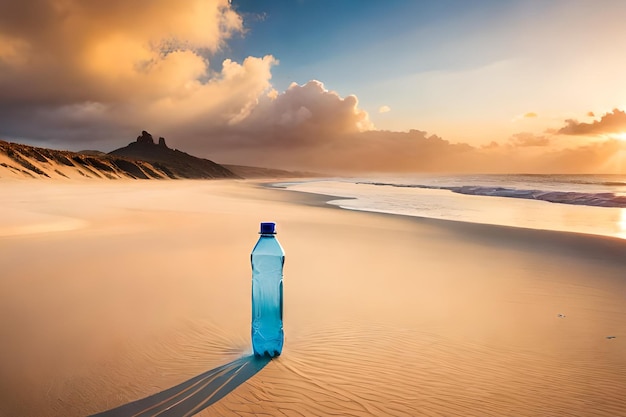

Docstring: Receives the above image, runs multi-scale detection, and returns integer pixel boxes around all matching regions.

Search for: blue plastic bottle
[251,222,285,357]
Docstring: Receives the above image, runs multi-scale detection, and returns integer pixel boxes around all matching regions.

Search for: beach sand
[0,179,625,416]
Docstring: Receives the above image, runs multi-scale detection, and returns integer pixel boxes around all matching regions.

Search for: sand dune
[0,140,168,180]
[0,180,625,416]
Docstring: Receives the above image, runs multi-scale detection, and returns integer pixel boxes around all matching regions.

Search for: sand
[0,179,625,417]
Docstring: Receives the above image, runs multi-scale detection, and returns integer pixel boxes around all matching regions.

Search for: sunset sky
[1,0,626,172]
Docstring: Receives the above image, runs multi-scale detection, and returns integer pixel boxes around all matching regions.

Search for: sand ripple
[2,181,625,417]
[204,323,626,416]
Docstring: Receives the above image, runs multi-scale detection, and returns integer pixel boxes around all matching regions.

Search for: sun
[612,132,626,141]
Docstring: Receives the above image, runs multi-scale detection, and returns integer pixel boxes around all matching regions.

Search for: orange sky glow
[1,0,626,173]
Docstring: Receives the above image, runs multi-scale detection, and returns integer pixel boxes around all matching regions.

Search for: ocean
[281,174,626,240]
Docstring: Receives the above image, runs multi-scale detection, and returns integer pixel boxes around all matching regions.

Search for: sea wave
[561,179,626,187]
[360,182,626,208]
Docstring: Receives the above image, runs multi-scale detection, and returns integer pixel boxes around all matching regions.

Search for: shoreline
[266,180,626,265]
[272,177,626,240]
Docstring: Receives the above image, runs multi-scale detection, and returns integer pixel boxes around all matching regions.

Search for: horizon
[4,134,626,177]
[2,1,626,173]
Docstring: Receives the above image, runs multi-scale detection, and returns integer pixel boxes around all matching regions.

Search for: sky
[2,0,626,173]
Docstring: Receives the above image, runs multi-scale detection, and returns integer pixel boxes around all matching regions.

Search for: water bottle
[251,222,285,357]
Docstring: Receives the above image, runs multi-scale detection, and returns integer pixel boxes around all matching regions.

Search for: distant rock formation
[109,131,239,179]
[0,131,312,180]
[135,131,168,149]
[0,130,239,180]
[136,130,154,145]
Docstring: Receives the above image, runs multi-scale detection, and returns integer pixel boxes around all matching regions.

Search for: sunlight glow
[612,132,626,141]
[618,209,626,239]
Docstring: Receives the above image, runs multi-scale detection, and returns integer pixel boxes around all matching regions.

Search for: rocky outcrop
[136,130,155,145]
[0,131,309,180]
[136,131,168,149]
[109,131,239,179]
[0,131,239,180]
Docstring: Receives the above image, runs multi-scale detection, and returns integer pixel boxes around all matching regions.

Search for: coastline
[281,178,626,241]
[270,179,626,265]
[1,179,625,416]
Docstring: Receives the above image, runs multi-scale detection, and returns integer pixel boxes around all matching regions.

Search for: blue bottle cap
[260,222,276,234]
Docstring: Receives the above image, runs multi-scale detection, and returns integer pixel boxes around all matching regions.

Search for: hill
[108,131,238,179]
[0,132,317,180]
[0,139,166,180]
[0,132,238,180]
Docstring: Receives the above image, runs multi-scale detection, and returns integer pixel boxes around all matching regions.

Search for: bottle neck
[260,233,276,237]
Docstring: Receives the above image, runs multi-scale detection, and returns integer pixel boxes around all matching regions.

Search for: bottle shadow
[90,355,270,417]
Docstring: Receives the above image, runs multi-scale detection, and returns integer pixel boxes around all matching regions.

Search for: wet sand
[0,179,625,416]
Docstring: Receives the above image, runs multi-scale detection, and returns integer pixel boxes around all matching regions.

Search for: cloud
[176,80,376,166]
[508,132,549,147]
[1,1,625,175]
[481,141,500,149]
[0,0,243,102]
[206,126,480,173]
[0,1,381,169]
[0,0,279,146]
[378,105,391,114]
[242,80,372,132]
[512,112,538,122]
[460,138,626,175]
[558,109,626,136]
[542,139,626,173]
[128,77,488,173]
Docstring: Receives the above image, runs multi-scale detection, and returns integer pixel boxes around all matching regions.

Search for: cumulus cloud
[242,80,372,132]
[204,124,481,173]
[0,0,243,102]
[105,76,484,173]
[1,1,625,174]
[174,80,380,169]
[558,109,626,136]
[0,0,279,147]
[378,105,391,114]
